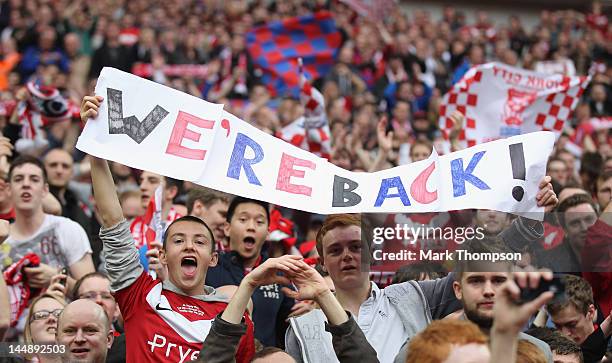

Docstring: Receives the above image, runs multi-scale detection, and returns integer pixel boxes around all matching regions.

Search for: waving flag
[131,185,163,271]
[439,62,591,147]
[276,58,332,159]
[246,11,341,96]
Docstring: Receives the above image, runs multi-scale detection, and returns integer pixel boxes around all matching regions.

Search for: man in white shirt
[3,155,94,291]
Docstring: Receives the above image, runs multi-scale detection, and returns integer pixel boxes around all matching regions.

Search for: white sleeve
[57,218,93,266]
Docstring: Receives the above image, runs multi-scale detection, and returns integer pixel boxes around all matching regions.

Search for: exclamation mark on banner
[509,143,526,201]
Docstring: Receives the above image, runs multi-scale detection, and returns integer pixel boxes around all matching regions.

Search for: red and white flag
[130,185,164,248]
[439,62,591,147]
[276,58,332,160]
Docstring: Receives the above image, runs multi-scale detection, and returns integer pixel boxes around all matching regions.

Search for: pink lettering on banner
[410,162,438,204]
[166,111,215,160]
[276,153,316,196]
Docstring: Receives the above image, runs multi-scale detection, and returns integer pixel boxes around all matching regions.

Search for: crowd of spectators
[0,0,610,362]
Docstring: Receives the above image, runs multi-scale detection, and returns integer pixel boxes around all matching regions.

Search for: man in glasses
[72,272,125,363]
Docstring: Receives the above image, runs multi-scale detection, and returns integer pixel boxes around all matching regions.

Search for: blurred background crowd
[0,0,610,361]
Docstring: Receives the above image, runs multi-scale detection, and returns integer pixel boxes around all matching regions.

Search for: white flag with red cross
[439,62,591,147]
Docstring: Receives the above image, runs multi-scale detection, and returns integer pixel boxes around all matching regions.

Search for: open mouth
[243,237,256,251]
[20,192,32,201]
[181,256,198,277]
[341,265,357,272]
[46,326,56,334]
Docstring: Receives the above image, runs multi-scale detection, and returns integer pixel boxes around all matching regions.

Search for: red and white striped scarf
[3,253,40,326]
[276,73,332,159]
[15,82,71,153]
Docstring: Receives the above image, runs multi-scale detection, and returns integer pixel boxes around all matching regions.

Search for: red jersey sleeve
[113,271,160,321]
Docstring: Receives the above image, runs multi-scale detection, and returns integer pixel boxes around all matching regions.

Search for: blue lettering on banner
[374,177,411,207]
[450,151,490,197]
[226,133,264,186]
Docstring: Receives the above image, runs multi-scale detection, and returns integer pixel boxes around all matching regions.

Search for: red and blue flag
[247,11,341,96]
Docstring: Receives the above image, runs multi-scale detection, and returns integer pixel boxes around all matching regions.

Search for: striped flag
[134,186,163,271]
[276,59,332,159]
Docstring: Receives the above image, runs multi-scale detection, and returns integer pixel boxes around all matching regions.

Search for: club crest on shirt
[177,303,205,317]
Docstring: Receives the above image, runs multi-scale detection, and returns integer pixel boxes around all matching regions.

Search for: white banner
[77,68,555,218]
[439,62,590,147]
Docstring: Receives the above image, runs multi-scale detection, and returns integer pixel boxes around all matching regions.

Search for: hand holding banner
[77,68,555,219]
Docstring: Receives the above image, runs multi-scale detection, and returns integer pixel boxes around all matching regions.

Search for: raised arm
[370,116,393,173]
[200,256,379,363]
[198,255,304,363]
[283,260,379,363]
[80,95,143,292]
[222,255,302,324]
[490,272,553,363]
[501,176,557,253]
[81,95,124,228]
[91,156,124,227]
[448,111,464,152]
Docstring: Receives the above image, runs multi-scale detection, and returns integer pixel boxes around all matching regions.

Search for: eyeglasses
[31,309,63,322]
[79,291,114,301]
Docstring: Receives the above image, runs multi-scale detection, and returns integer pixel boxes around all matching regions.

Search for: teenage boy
[82,95,255,363]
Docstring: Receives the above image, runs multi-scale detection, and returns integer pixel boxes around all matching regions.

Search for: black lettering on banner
[106,88,169,144]
[332,175,361,207]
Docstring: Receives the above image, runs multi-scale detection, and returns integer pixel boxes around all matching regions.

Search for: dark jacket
[89,43,135,78]
[106,333,126,363]
[198,313,379,363]
[205,251,295,347]
[581,327,610,363]
[50,186,92,234]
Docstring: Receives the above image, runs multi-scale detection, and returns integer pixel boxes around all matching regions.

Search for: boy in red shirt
[82,95,254,363]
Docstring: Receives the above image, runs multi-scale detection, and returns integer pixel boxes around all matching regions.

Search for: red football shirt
[115,271,254,363]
